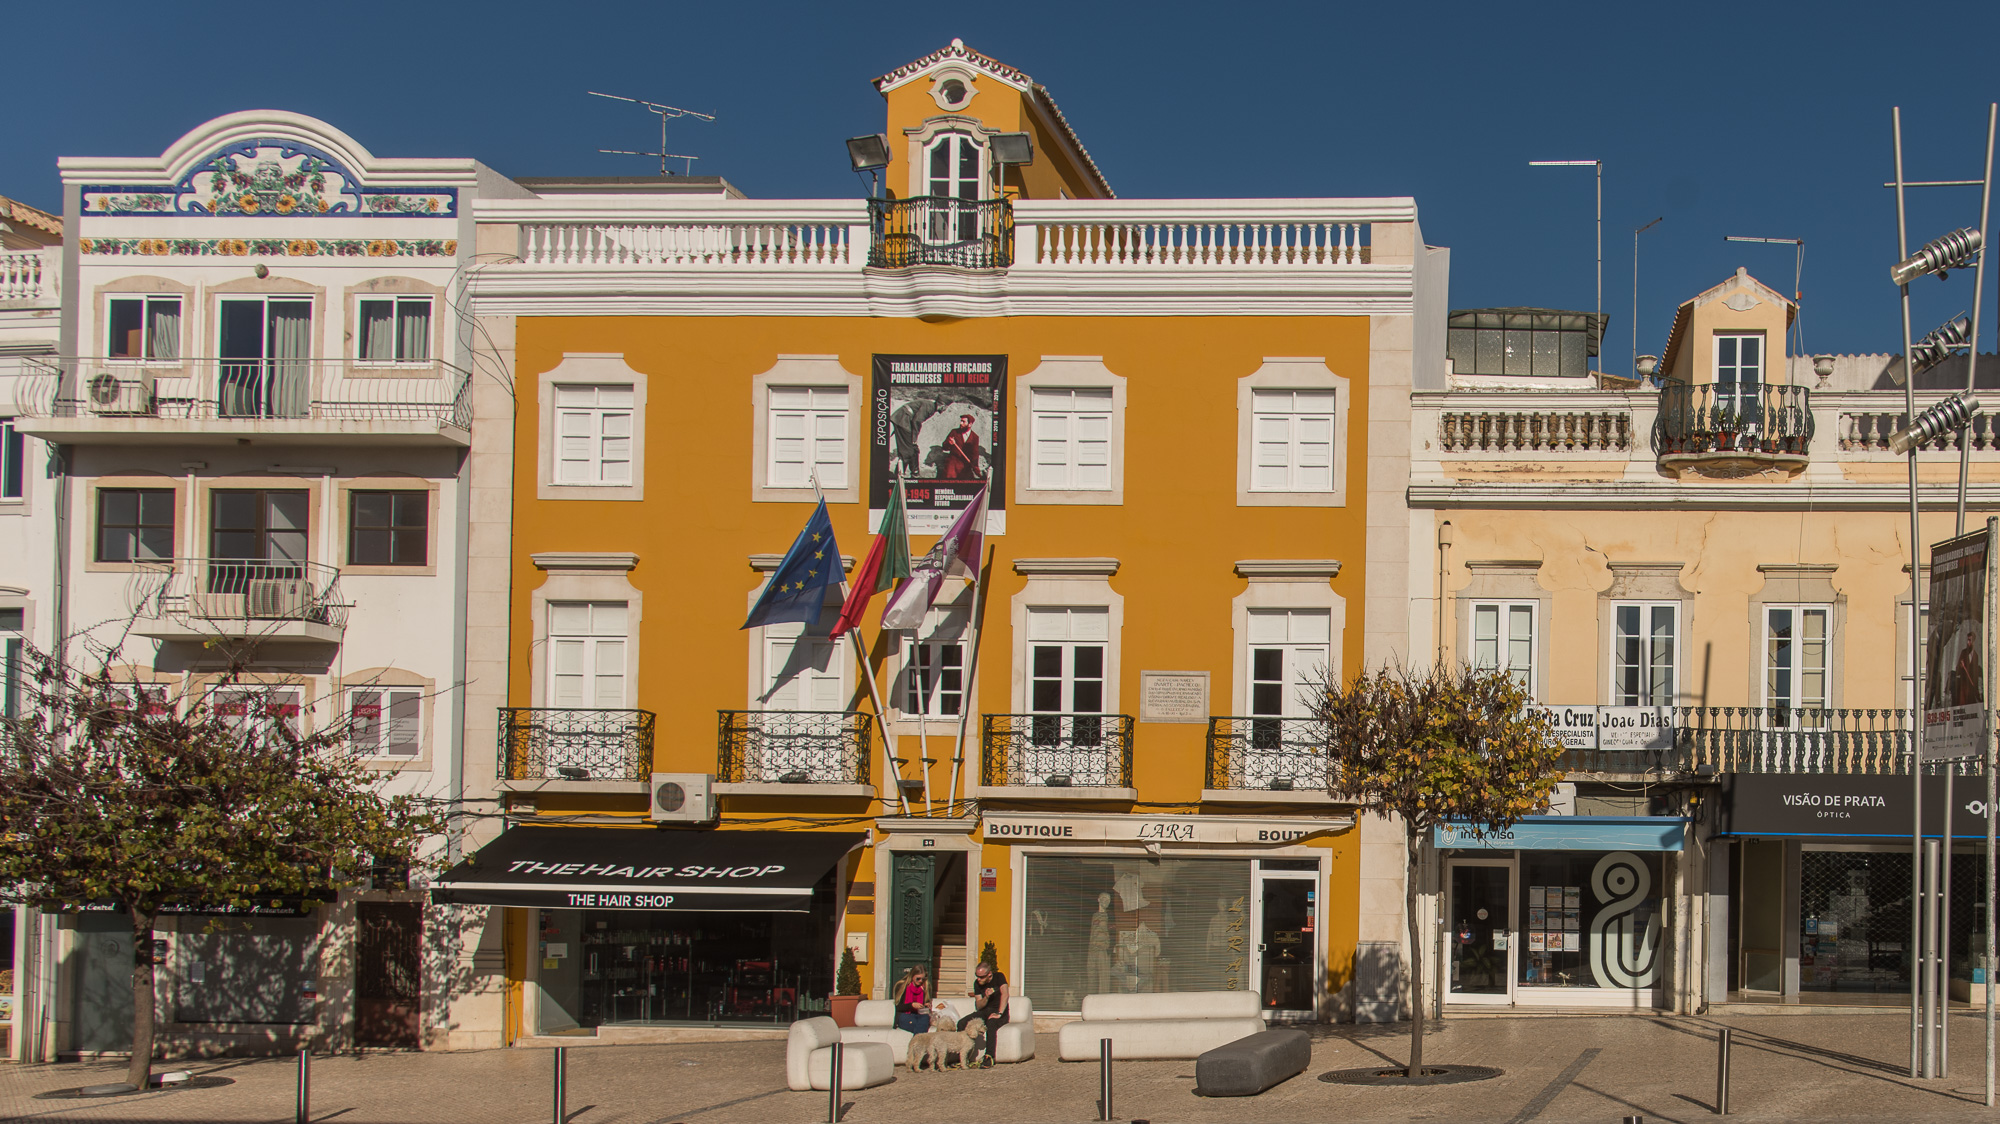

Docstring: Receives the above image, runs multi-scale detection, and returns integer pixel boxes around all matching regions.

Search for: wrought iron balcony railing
[716,709,872,785]
[867,196,1014,269]
[126,557,348,641]
[1205,716,1331,792]
[1652,382,1814,458]
[981,713,1135,789]
[1676,707,1911,775]
[19,357,473,433]
[499,707,656,782]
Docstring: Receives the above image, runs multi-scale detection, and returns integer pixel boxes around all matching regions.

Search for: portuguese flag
[829,478,911,639]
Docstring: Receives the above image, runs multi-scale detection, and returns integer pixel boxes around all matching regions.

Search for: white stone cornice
[1233,559,1342,580]
[1013,557,1119,576]
[531,551,639,572]
[749,553,856,573]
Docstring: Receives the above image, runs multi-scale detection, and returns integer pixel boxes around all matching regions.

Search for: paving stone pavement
[8,1012,2000,1123]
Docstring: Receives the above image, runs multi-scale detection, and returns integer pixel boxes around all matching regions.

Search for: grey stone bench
[1194,1027,1312,1097]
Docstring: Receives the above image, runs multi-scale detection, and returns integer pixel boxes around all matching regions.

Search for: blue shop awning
[1434,816,1687,852]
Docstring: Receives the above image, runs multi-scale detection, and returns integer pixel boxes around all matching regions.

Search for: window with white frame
[1030,388,1113,491]
[760,626,845,711]
[1246,608,1331,718]
[1715,333,1764,418]
[211,686,302,738]
[1764,605,1830,726]
[1027,607,1109,715]
[106,681,170,718]
[1610,602,1678,706]
[1471,601,1537,697]
[1,417,23,501]
[350,686,422,756]
[1,607,23,727]
[547,601,628,708]
[357,297,432,363]
[925,132,985,243]
[553,384,634,486]
[1250,390,1336,493]
[900,609,968,718]
[766,386,849,489]
[107,296,181,360]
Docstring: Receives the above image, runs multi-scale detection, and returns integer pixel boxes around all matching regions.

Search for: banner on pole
[1924,526,1994,762]
[869,354,1006,534]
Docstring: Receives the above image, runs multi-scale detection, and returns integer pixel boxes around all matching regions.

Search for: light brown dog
[908,1002,985,1071]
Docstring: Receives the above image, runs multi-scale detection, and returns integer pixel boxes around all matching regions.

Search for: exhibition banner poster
[1924,526,1993,762]
[870,354,1007,534]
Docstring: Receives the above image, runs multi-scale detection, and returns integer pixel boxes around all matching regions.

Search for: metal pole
[1955,104,1995,535]
[296,1046,310,1124]
[1099,1037,1115,1121]
[827,1041,843,1124]
[1985,515,1998,1109]
[552,1046,566,1124]
[1931,839,1946,1076]
[1946,769,1956,1074]
[1714,1026,1731,1114]
[1896,105,1928,1079]
[1596,160,1604,375]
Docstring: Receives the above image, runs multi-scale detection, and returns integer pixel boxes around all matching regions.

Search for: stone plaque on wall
[1139,670,1210,724]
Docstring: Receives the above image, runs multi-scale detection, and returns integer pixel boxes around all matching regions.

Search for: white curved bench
[1056,991,1265,1061]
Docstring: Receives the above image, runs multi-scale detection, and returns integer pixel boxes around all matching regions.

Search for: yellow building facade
[453,42,1444,1043]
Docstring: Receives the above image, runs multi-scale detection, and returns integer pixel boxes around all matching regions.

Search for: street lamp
[1725,236,1806,358]
[1530,159,1602,371]
[1634,217,1663,376]
[1891,227,1983,285]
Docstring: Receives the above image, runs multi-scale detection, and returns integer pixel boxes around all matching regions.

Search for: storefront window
[535,878,838,1030]
[1798,849,1913,994]
[1518,851,1664,989]
[172,916,320,1024]
[1020,855,1252,1013]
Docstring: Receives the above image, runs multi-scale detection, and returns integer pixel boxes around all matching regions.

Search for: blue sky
[7,1,1999,363]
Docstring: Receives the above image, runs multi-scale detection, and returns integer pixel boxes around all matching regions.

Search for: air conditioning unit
[245,579,310,619]
[650,773,715,823]
[87,370,156,416]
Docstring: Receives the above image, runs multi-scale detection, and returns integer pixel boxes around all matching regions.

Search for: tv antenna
[588,91,715,176]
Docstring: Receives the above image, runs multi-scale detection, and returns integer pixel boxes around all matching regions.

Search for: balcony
[499,707,656,786]
[867,196,1014,269]
[0,248,57,307]
[1677,707,1911,775]
[127,558,348,644]
[1652,383,1813,478]
[715,709,873,796]
[1203,716,1336,802]
[978,713,1135,799]
[14,357,472,446]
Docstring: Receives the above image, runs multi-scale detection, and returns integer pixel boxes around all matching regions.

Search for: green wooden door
[889,853,937,985]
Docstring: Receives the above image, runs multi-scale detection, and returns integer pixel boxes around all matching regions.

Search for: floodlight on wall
[1891,227,1983,285]
[991,132,1034,166]
[1904,315,1973,381]
[1888,392,1981,455]
[845,134,891,172]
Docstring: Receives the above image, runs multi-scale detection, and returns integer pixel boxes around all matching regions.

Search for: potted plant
[830,946,863,1027]
[1711,405,1740,451]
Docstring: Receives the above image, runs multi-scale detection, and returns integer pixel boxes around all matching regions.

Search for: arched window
[924,133,985,244]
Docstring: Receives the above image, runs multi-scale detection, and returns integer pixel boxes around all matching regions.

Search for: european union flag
[740,500,842,630]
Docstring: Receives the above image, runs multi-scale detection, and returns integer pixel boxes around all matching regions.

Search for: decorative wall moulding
[78,237,458,259]
[1233,559,1342,581]
[79,137,459,218]
[1013,557,1119,576]
[749,553,855,573]
[532,551,640,572]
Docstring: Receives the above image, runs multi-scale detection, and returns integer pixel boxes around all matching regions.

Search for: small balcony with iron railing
[1652,382,1814,478]
[715,710,874,796]
[14,356,473,446]
[1676,707,1912,775]
[977,713,1136,799]
[498,707,657,788]
[1203,716,1337,802]
[125,557,347,644]
[867,196,1014,269]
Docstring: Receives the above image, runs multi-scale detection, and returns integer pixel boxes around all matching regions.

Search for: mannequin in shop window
[1088,893,1112,995]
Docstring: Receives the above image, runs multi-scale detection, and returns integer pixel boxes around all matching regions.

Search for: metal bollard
[296,1047,310,1124]
[1715,1027,1731,1115]
[1622,1117,1645,1124]
[1099,1037,1114,1122]
[827,1041,844,1124]
[552,1046,567,1124]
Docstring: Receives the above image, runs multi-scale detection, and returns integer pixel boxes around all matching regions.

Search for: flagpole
[947,542,996,819]
[814,471,908,816]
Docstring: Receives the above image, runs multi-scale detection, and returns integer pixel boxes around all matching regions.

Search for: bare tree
[1316,662,1563,1078]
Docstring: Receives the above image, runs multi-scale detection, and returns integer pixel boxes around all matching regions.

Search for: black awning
[429,826,865,912]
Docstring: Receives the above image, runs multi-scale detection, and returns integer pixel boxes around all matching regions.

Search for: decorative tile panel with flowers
[82,140,457,218]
